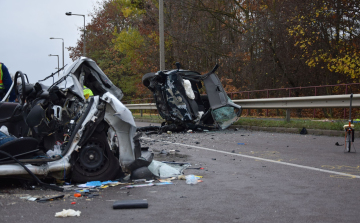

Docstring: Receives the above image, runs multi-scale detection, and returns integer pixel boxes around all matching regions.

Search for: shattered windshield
[52,74,85,100]
[211,98,241,129]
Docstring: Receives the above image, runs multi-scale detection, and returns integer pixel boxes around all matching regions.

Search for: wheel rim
[75,141,111,177]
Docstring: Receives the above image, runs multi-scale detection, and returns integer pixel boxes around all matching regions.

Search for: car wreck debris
[0,57,158,188]
[113,199,148,209]
[138,63,242,133]
[185,175,198,185]
[55,209,81,217]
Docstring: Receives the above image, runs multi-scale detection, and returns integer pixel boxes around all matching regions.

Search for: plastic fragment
[154,182,173,186]
[75,189,89,193]
[20,196,38,201]
[71,202,76,205]
[185,175,198,185]
[37,195,65,203]
[55,209,81,217]
[85,181,102,187]
[74,193,81,197]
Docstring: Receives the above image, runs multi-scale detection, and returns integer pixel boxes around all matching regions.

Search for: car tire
[71,132,120,183]
[142,72,156,87]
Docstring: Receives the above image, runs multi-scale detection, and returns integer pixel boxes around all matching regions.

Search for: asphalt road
[1,122,360,222]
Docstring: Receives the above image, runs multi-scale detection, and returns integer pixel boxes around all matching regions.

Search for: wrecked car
[0,57,152,187]
[139,63,242,132]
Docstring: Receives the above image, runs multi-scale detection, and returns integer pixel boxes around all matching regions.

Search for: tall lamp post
[50,37,64,68]
[65,12,86,56]
[159,0,165,70]
[49,54,59,75]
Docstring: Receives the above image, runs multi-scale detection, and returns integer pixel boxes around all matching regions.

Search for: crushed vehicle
[139,63,242,133]
[0,57,153,188]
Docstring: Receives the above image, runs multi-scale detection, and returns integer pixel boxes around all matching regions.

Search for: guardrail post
[313,87,316,118]
[247,92,250,116]
[286,109,291,122]
[140,109,143,117]
[266,90,269,117]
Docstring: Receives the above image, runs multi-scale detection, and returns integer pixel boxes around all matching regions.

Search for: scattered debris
[20,196,38,201]
[86,194,99,198]
[187,167,204,170]
[113,199,148,209]
[37,195,65,203]
[55,209,81,217]
[300,127,308,135]
[335,142,344,146]
[185,175,199,185]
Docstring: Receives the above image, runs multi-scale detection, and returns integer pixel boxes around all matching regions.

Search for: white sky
[0,0,102,85]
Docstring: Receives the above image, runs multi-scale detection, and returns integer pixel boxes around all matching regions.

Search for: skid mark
[143,137,360,179]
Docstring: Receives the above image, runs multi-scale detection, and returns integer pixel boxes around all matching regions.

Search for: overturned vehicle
[0,57,152,187]
[140,63,242,132]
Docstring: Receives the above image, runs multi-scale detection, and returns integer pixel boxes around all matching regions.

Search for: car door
[203,73,242,129]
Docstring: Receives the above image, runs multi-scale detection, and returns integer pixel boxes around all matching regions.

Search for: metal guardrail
[232,94,360,109]
[125,94,359,110]
[125,94,358,122]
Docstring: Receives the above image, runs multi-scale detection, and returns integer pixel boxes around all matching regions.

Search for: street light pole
[50,37,64,68]
[49,54,59,75]
[65,12,86,56]
[159,0,165,70]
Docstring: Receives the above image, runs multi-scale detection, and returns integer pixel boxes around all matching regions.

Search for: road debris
[37,195,65,203]
[55,209,81,217]
[185,175,198,185]
[113,199,148,209]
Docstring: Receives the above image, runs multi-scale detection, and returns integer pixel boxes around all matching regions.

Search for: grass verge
[234,117,350,131]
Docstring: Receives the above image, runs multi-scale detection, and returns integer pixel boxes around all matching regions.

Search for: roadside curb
[134,118,357,137]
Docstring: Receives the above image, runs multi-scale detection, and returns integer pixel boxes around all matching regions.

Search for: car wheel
[71,132,120,183]
[142,72,156,87]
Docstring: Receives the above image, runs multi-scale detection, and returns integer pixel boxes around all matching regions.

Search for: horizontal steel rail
[232,94,360,109]
[125,94,359,110]
[125,103,157,110]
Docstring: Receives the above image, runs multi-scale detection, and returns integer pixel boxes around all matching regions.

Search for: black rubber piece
[113,200,148,209]
[131,166,154,180]
[142,72,156,87]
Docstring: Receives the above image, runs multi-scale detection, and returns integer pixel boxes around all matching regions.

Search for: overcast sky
[1,0,102,85]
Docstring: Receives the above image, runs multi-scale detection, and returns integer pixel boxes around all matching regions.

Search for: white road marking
[142,137,360,179]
